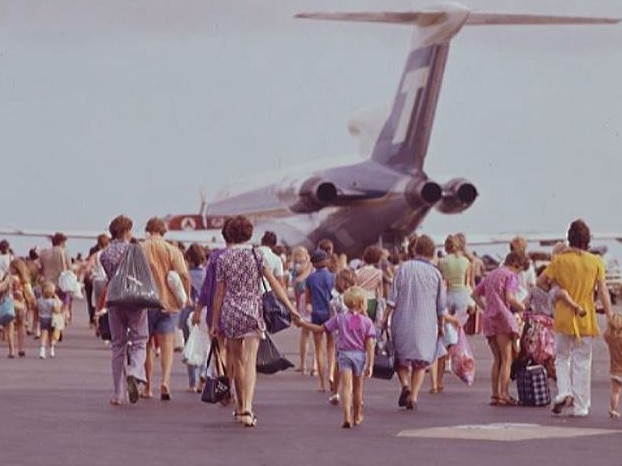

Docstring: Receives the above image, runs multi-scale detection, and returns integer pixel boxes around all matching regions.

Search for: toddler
[36,281,62,359]
[604,313,622,418]
[298,286,376,428]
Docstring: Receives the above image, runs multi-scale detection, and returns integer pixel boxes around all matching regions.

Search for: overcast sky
[1,0,621,256]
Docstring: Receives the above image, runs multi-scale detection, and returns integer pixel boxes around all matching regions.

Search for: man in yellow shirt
[537,219,612,417]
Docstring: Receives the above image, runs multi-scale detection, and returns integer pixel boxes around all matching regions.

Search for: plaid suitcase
[516,364,551,407]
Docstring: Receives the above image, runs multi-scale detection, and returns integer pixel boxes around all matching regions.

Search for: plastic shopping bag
[182,324,210,367]
[167,271,188,308]
[58,270,83,299]
[256,334,294,374]
[106,244,163,310]
[450,327,475,386]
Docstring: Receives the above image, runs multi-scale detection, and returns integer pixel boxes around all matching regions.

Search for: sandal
[498,396,518,406]
[489,395,500,406]
[240,411,257,427]
[609,409,620,419]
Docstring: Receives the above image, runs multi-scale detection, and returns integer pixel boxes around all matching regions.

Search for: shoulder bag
[0,274,15,326]
[252,249,291,334]
[372,326,395,380]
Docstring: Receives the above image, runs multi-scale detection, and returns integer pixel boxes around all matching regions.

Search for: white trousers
[554,333,592,414]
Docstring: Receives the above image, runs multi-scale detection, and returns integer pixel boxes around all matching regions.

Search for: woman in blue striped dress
[382,235,447,411]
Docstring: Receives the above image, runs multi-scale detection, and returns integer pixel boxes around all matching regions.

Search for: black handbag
[252,249,291,334]
[372,327,395,380]
[256,334,294,374]
[201,339,230,404]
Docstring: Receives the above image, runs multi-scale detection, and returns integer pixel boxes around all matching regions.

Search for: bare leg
[228,338,245,416]
[494,333,514,401]
[6,321,15,357]
[326,332,336,387]
[157,333,174,397]
[298,328,310,372]
[353,374,364,425]
[610,379,622,417]
[488,336,502,401]
[241,335,260,417]
[340,369,353,427]
[143,337,155,397]
[312,332,326,391]
[409,368,426,406]
[437,356,447,391]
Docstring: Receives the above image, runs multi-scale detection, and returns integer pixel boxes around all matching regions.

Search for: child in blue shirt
[305,249,335,392]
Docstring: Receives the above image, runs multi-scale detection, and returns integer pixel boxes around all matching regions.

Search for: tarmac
[2,299,622,466]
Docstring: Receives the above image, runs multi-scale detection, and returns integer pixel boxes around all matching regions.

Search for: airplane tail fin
[296,6,619,173]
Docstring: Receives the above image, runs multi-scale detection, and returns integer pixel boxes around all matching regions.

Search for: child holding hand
[604,313,622,418]
[297,286,376,428]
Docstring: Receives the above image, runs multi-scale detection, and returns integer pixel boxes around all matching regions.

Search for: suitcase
[516,364,551,406]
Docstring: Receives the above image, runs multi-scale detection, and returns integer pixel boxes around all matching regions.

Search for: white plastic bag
[167,271,187,308]
[58,270,83,299]
[182,324,209,367]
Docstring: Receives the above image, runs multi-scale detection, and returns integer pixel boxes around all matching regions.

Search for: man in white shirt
[0,239,12,277]
[258,231,285,291]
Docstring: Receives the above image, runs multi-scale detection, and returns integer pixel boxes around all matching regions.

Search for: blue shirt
[306,267,335,317]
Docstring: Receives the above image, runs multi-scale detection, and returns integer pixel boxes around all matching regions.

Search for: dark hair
[414,235,436,259]
[0,240,9,254]
[51,232,67,246]
[567,219,590,250]
[362,245,382,265]
[261,231,277,247]
[185,243,206,269]
[224,215,253,244]
[221,217,234,243]
[145,217,167,236]
[504,251,530,270]
[318,239,334,255]
[335,268,357,293]
[109,215,133,240]
[97,234,110,249]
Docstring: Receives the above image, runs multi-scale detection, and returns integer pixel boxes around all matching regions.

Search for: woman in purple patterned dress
[471,251,529,406]
[210,216,298,427]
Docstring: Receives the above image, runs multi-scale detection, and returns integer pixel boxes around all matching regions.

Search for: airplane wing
[0,227,224,248]
[430,232,622,248]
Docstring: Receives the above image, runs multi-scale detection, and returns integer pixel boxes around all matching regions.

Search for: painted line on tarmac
[397,423,620,442]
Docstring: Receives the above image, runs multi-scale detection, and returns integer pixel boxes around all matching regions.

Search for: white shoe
[50,347,55,358]
[328,394,340,405]
[39,347,46,359]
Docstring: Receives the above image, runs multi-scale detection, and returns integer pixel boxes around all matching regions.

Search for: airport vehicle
[165,4,620,257]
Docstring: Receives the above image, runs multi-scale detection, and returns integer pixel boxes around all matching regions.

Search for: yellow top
[543,250,604,337]
[438,253,470,289]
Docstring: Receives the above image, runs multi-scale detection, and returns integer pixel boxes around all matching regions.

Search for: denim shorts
[39,317,53,332]
[338,350,366,376]
[311,312,330,325]
[148,309,179,335]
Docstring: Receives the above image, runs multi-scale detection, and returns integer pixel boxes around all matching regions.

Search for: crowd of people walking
[1,216,620,427]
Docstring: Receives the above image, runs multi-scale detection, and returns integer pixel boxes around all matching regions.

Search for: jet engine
[289,176,338,213]
[404,177,442,209]
[434,178,478,214]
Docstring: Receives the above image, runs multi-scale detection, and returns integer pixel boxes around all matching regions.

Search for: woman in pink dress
[471,251,529,406]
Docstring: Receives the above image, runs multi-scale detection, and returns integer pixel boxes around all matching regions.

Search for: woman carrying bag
[210,216,299,427]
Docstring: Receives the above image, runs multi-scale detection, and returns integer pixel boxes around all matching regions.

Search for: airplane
[163,3,621,258]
